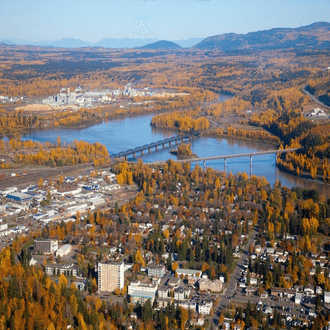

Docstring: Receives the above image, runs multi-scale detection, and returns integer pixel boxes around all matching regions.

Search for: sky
[0,0,329,42]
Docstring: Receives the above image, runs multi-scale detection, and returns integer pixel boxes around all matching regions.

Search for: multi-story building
[128,280,158,304]
[45,263,78,277]
[98,261,124,292]
[148,264,165,277]
[34,239,58,254]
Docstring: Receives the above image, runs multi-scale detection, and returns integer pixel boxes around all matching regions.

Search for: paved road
[208,228,258,329]
[303,86,330,110]
[152,148,300,165]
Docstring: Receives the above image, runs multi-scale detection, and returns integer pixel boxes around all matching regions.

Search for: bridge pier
[155,146,158,151]
[133,152,136,158]
[169,141,172,147]
[162,143,165,149]
[203,160,206,171]
[141,150,143,156]
[224,158,227,167]
[250,156,252,177]
[148,148,151,153]
[175,140,178,145]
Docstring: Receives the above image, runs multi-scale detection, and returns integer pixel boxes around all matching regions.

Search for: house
[245,286,256,296]
[285,289,296,299]
[260,292,268,299]
[304,284,315,296]
[263,306,273,315]
[250,277,258,286]
[271,287,285,298]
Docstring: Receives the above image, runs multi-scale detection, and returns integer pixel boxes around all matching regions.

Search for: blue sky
[0,0,329,42]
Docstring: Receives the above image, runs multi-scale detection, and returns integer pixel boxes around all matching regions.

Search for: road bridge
[151,148,300,173]
[111,131,201,160]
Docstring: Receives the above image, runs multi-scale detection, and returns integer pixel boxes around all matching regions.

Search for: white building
[56,244,72,257]
[128,280,158,303]
[295,293,303,304]
[198,300,213,315]
[325,292,330,304]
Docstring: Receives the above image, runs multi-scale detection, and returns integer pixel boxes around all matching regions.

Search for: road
[303,86,330,110]
[152,148,300,165]
[207,228,258,329]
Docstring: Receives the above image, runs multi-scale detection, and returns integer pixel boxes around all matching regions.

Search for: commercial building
[34,239,58,254]
[55,244,72,257]
[98,261,124,292]
[128,280,158,304]
[6,192,31,201]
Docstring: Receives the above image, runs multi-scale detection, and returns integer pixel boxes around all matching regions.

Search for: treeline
[151,110,210,132]
[0,89,215,136]
[250,109,330,182]
[211,127,281,144]
[0,136,109,167]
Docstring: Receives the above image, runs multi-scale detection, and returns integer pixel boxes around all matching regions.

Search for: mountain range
[0,37,203,49]
[195,22,330,51]
[0,22,329,50]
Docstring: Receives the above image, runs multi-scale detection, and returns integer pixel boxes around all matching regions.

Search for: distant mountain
[41,38,93,48]
[174,37,204,48]
[195,22,330,51]
[140,40,182,50]
[96,38,158,48]
[0,39,16,45]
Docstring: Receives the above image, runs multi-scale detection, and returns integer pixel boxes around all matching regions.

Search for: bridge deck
[150,148,300,164]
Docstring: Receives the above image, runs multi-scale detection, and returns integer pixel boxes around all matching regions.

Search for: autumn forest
[0,41,330,330]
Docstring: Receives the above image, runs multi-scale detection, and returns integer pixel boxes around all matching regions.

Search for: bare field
[15,104,79,112]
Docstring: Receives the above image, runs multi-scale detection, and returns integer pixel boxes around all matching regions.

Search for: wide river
[22,111,330,197]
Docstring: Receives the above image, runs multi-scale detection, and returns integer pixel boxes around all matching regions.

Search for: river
[22,112,330,197]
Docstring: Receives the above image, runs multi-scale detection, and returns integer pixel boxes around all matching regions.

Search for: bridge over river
[150,147,300,174]
[151,148,300,165]
[111,131,201,160]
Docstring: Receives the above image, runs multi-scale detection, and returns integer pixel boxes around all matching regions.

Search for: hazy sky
[0,0,329,42]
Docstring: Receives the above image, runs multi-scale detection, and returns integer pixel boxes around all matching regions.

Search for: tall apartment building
[98,261,124,292]
[34,239,58,254]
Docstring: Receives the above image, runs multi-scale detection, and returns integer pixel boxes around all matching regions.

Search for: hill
[195,22,330,51]
[140,40,182,50]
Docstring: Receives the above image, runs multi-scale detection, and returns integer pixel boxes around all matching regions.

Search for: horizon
[0,0,329,43]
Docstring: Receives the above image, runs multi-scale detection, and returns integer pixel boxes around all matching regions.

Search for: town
[1,159,330,329]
